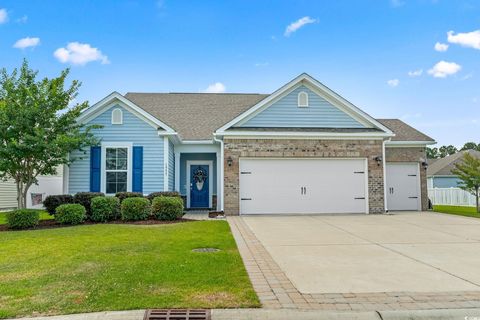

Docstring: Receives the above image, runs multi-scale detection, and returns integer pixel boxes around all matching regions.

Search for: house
[67,73,435,215]
[427,150,480,188]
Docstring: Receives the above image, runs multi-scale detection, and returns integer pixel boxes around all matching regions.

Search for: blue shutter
[90,146,101,192]
[132,146,143,193]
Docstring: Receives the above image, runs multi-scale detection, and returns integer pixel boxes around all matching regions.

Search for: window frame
[111,108,123,125]
[101,142,133,194]
[297,91,309,108]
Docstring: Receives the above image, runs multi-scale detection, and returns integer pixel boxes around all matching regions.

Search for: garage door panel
[386,163,420,211]
[240,159,367,215]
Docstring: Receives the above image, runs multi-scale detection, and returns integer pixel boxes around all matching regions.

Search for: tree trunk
[16,180,24,209]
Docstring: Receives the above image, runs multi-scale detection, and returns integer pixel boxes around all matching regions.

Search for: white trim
[216,73,394,135]
[213,136,224,211]
[164,137,169,191]
[100,142,133,195]
[182,140,215,145]
[174,152,180,192]
[186,160,213,209]
[217,131,392,139]
[382,139,388,212]
[111,108,123,125]
[364,157,370,214]
[78,92,176,133]
[297,91,309,107]
[62,163,69,194]
[386,141,436,147]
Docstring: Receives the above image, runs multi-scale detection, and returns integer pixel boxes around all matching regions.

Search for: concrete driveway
[241,212,480,294]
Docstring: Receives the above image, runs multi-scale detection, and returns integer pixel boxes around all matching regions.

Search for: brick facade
[223,138,385,216]
[385,147,428,211]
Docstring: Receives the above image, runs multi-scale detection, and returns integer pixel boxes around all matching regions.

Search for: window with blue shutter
[90,146,101,192]
[132,146,143,193]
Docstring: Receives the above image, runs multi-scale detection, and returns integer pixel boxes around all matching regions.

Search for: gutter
[213,135,224,212]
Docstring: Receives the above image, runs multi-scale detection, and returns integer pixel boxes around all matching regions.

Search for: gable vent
[298,91,309,107]
[111,108,123,124]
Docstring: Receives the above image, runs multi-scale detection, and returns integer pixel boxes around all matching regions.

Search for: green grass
[0,210,53,225]
[0,221,259,318]
[433,205,479,218]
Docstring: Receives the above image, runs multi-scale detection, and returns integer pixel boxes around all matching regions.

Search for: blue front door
[190,164,209,208]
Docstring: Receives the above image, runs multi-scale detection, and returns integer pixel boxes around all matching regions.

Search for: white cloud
[254,62,269,67]
[284,16,317,37]
[202,82,226,93]
[447,30,480,50]
[16,15,27,24]
[434,42,449,52]
[391,0,405,7]
[0,8,8,24]
[387,79,400,87]
[408,69,423,77]
[54,42,110,66]
[428,60,461,78]
[13,37,40,49]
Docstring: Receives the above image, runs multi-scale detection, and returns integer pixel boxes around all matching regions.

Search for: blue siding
[432,177,462,188]
[168,140,175,191]
[69,104,165,194]
[238,85,366,128]
[179,153,216,196]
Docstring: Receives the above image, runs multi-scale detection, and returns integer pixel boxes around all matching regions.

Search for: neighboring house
[427,150,480,188]
[0,171,63,211]
[67,73,435,215]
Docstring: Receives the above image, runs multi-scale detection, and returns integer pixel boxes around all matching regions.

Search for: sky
[0,0,479,147]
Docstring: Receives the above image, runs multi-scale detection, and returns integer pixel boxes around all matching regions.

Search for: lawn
[0,210,53,225]
[0,221,259,318]
[433,205,479,218]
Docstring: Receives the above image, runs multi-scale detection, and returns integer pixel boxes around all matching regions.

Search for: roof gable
[427,150,480,176]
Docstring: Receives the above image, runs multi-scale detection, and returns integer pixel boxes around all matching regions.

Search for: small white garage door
[386,162,421,211]
[239,158,368,215]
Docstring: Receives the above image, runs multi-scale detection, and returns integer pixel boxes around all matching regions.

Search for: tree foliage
[427,142,480,159]
[0,60,100,208]
[451,153,480,213]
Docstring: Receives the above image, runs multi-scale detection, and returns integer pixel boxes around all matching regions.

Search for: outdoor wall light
[420,158,428,170]
[374,155,382,166]
[227,156,233,167]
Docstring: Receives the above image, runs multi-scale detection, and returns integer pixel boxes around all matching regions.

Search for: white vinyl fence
[428,188,477,206]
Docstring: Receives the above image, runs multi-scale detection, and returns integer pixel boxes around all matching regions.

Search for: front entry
[189,163,210,208]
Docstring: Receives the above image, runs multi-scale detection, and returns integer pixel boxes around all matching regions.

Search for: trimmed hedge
[146,191,180,202]
[115,192,143,203]
[91,196,120,222]
[43,194,74,215]
[6,209,40,229]
[151,196,184,221]
[73,192,104,218]
[55,204,86,225]
[121,197,151,221]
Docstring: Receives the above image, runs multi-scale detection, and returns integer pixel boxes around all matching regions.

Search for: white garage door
[239,158,368,215]
[386,163,421,211]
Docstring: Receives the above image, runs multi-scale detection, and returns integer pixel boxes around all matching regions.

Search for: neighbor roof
[125,93,434,142]
[427,150,480,176]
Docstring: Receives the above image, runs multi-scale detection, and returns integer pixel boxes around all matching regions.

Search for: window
[298,91,309,107]
[105,147,128,193]
[111,108,123,124]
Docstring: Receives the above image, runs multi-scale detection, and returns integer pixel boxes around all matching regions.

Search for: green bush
[121,197,151,221]
[6,209,40,229]
[91,196,120,222]
[43,194,74,215]
[115,192,143,203]
[55,204,86,225]
[73,192,104,219]
[146,191,181,202]
[151,196,184,221]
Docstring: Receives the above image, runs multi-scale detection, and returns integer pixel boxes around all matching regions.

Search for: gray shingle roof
[376,119,434,142]
[427,150,480,176]
[124,93,434,142]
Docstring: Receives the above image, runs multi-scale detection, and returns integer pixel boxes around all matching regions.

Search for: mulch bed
[0,217,194,232]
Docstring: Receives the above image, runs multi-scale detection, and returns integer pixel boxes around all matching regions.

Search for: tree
[427,147,440,159]
[439,145,458,158]
[452,153,480,213]
[460,142,479,151]
[0,60,99,208]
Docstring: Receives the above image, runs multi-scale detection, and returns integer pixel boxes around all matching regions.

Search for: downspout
[383,138,390,213]
[213,134,224,212]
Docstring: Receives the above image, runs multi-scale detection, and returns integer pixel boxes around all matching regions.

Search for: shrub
[121,197,151,221]
[6,209,40,229]
[91,196,120,222]
[146,191,181,202]
[73,192,104,219]
[151,196,184,221]
[115,192,143,203]
[55,204,86,225]
[43,194,74,215]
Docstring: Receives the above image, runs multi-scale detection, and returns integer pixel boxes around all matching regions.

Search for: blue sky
[0,0,479,147]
